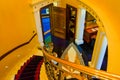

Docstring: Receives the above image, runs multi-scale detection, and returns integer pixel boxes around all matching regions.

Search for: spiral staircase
[13,43,120,80]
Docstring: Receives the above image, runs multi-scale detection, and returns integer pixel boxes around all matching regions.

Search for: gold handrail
[50,62,83,80]
[42,48,120,80]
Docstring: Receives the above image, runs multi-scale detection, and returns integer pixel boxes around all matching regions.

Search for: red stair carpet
[14,55,44,80]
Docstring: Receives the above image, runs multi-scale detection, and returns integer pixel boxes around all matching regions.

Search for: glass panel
[41,8,49,15]
[41,17,50,32]
[41,17,52,45]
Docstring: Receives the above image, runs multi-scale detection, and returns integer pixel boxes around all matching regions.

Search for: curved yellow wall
[57,0,120,75]
[0,0,41,79]
[79,0,120,75]
[0,0,36,56]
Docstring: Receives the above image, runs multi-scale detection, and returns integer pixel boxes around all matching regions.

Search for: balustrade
[41,47,120,80]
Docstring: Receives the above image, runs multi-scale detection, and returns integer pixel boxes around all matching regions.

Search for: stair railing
[42,48,120,80]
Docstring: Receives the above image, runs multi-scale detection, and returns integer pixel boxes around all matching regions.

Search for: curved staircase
[14,55,44,80]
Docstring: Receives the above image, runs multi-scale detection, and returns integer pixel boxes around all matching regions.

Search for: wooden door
[51,7,66,39]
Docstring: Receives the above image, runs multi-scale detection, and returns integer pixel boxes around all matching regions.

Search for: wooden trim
[0,33,37,61]
[44,30,51,35]
[42,48,120,79]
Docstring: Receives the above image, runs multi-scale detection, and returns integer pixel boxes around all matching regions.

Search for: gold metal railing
[42,48,120,80]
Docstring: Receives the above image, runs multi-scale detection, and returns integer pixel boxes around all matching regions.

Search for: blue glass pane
[41,9,46,14]
[41,8,49,15]
[42,17,50,23]
[42,17,51,32]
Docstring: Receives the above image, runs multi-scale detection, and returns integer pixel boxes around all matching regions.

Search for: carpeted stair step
[14,55,44,80]
[18,76,35,80]
[19,71,35,78]
[22,68,37,72]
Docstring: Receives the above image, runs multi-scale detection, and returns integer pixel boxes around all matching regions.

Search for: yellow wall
[59,0,120,75]
[0,0,36,56]
[0,0,41,79]
[79,0,120,75]
[0,35,42,80]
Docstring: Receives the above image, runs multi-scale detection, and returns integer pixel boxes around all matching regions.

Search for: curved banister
[42,48,120,80]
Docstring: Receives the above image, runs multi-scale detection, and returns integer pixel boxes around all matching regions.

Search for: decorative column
[89,27,108,69]
[34,11,44,47]
[75,8,86,45]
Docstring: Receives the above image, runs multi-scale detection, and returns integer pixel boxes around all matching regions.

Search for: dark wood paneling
[51,7,66,39]
[66,4,77,41]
